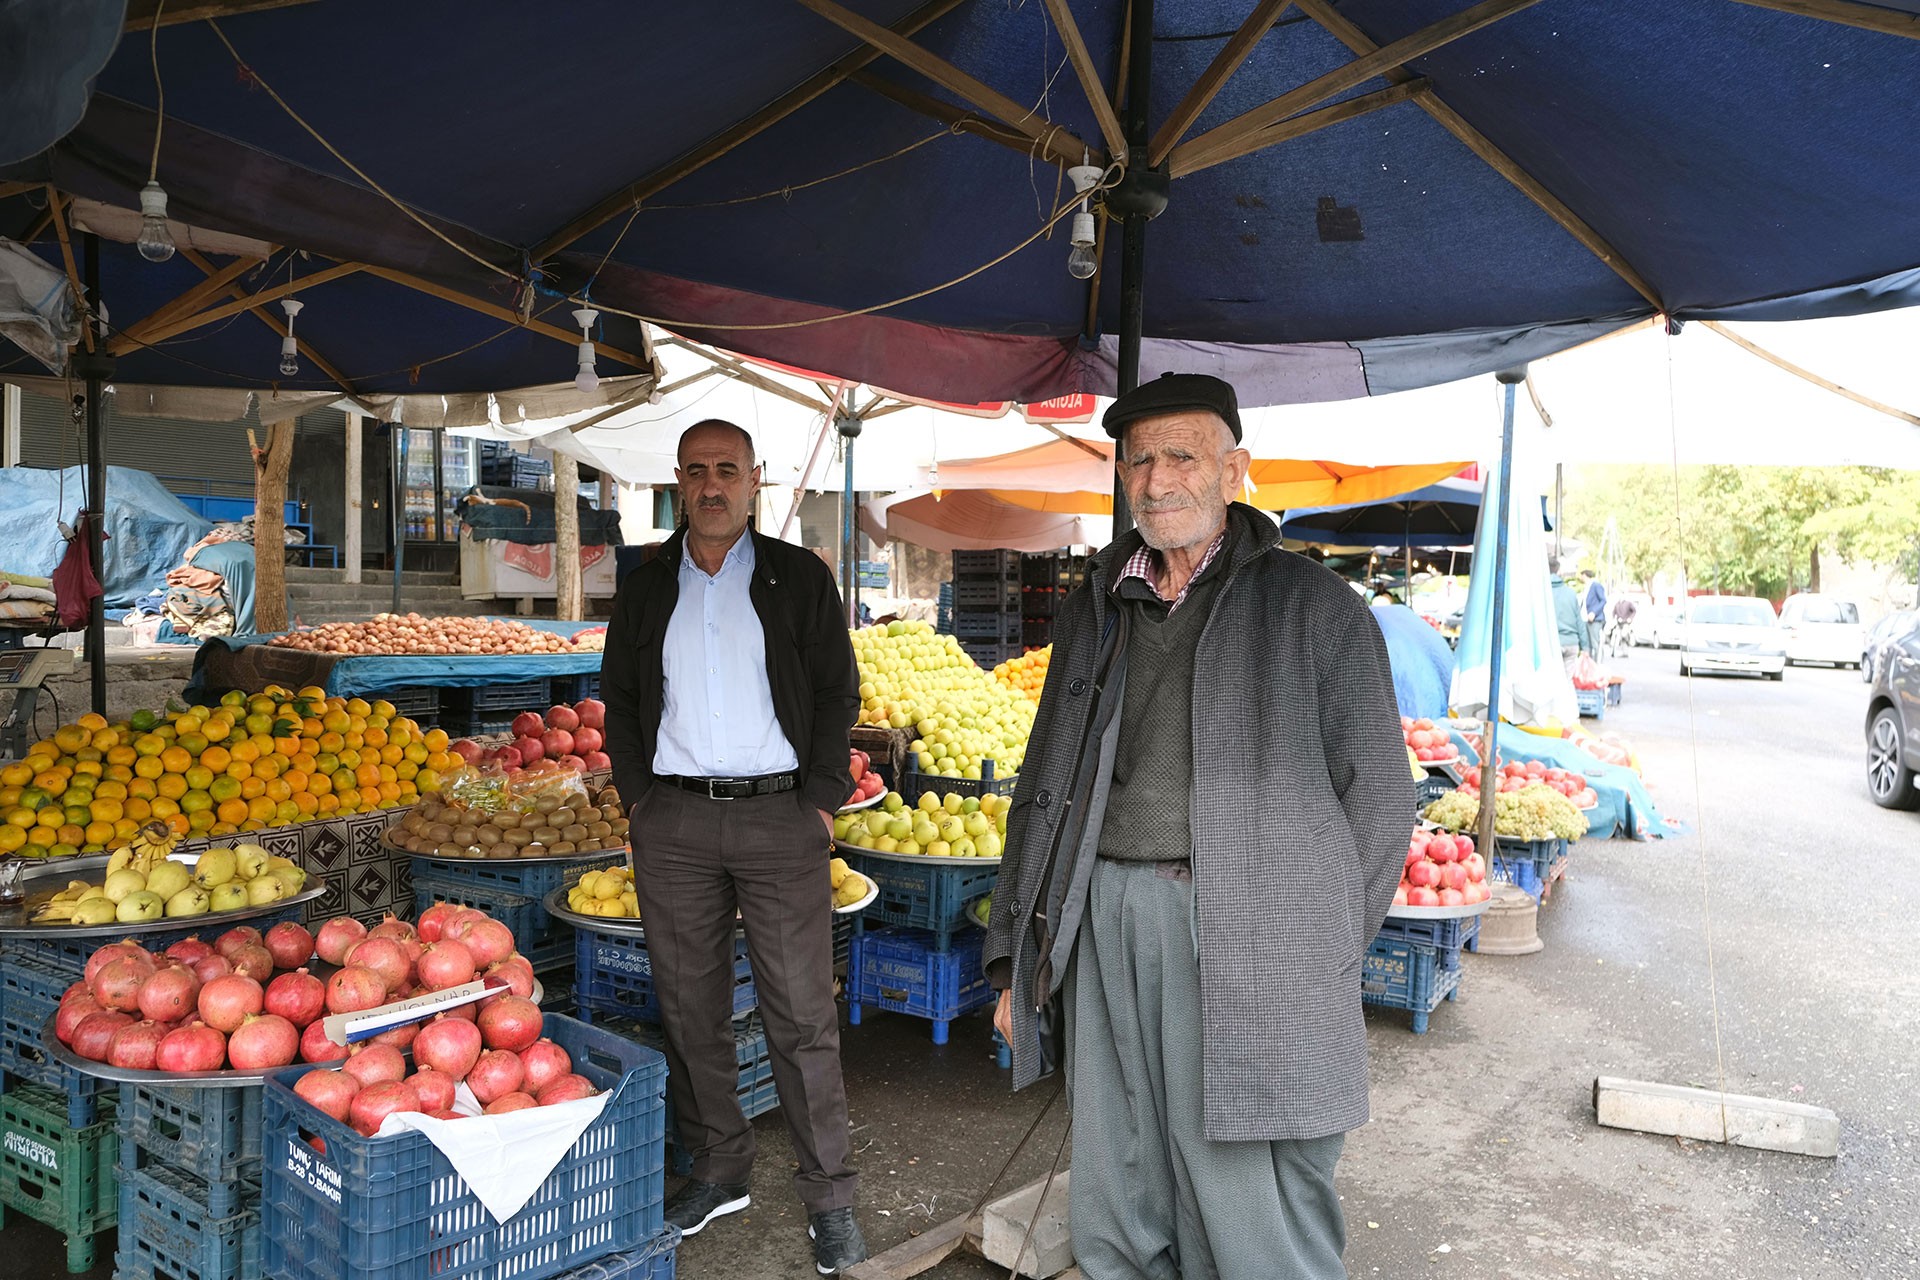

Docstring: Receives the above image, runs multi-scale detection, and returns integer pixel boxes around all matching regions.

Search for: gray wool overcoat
[983,504,1412,1142]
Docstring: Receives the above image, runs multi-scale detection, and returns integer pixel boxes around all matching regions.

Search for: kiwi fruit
[534,795,562,814]
[533,827,563,846]
[609,818,631,838]
[518,812,545,830]
[451,826,478,846]
[550,808,577,828]
[503,829,534,848]
[586,820,613,841]
[477,825,504,846]
[578,837,604,853]
[547,841,577,856]
[561,824,588,844]
[488,843,518,859]
[426,823,454,843]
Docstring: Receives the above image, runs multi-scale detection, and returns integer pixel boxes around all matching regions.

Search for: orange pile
[0,686,449,857]
[992,645,1052,703]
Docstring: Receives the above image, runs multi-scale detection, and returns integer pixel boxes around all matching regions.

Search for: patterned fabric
[1113,530,1226,614]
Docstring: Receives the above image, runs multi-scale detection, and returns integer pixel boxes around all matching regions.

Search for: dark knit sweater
[1097,544,1233,862]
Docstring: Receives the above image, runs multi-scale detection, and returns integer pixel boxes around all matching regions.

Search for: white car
[1680,596,1786,680]
[1632,602,1684,649]
[1778,593,1864,668]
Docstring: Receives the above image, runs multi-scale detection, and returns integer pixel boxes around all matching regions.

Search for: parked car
[1778,593,1864,668]
[1679,596,1786,680]
[1861,609,1916,684]
[1632,602,1685,649]
[1865,609,1920,810]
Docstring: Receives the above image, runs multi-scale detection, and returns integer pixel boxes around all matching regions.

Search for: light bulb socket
[138,182,170,220]
[575,339,599,393]
[1069,209,1096,249]
[1067,164,1103,197]
[136,181,176,263]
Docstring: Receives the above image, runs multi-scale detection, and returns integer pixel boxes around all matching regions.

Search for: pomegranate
[408,1068,457,1113]
[460,920,516,970]
[370,1021,420,1050]
[485,956,535,999]
[510,711,545,739]
[413,1016,483,1079]
[557,754,588,773]
[415,901,463,943]
[494,746,524,770]
[546,704,581,733]
[61,979,88,1003]
[71,1010,135,1060]
[477,996,542,1053]
[417,940,477,992]
[228,944,275,983]
[574,698,605,730]
[440,1001,478,1023]
[368,914,417,944]
[519,1039,573,1094]
[536,1074,599,1106]
[90,953,155,1012]
[227,1014,300,1070]
[56,993,105,1044]
[300,1019,350,1064]
[214,925,264,958]
[428,1108,464,1120]
[265,970,327,1028]
[583,751,611,772]
[448,738,484,766]
[138,965,201,1024]
[155,1021,227,1072]
[467,1049,526,1104]
[294,1068,360,1122]
[349,1079,423,1137]
[197,974,265,1033]
[163,937,215,966]
[107,1019,172,1071]
[85,939,152,987]
[325,966,388,1015]
[341,1042,407,1087]
[345,937,410,993]
[539,728,575,759]
[484,1092,538,1115]
[190,953,234,985]
[315,917,368,966]
[514,734,545,764]
[264,921,316,970]
[571,726,604,755]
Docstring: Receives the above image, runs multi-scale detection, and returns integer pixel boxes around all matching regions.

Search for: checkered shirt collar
[1114,529,1227,614]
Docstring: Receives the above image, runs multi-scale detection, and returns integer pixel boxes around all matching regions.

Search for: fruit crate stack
[935,582,954,635]
[1018,553,1086,649]
[1362,914,1484,1035]
[115,1082,266,1280]
[950,550,1023,669]
[594,1012,778,1176]
[1491,836,1571,902]
[438,679,553,738]
[573,925,757,1025]
[848,925,993,1046]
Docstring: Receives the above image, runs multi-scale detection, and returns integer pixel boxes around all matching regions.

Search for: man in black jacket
[602,419,866,1274]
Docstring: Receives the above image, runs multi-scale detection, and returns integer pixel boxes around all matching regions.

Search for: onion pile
[269,614,576,656]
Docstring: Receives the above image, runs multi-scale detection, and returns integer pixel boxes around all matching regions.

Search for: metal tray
[832,842,1002,868]
[1386,899,1493,921]
[543,886,646,936]
[0,854,327,939]
[837,791,885,815]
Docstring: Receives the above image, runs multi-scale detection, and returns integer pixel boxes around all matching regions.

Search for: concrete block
[982,1171,1074,1278]
[1593,1075,1839,1158]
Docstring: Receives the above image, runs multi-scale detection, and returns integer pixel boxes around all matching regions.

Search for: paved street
[15,653,1916,1279]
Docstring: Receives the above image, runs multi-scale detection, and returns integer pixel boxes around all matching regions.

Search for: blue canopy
[1281,475,1554,547]
[6,1,1920,404]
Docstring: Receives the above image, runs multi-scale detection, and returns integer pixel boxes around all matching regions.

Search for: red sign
[1022,394,1097,425]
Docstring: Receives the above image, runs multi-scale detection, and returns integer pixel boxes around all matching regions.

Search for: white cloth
[374,1081,610,1224]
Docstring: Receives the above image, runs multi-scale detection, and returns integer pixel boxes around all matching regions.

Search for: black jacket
[601,527,860,816]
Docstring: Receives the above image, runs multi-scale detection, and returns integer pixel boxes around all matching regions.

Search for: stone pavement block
[1594,1075,1840,1158]
[982,1171,1074,1278]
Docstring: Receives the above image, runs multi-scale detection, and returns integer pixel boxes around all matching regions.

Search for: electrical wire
[148,1,167,182]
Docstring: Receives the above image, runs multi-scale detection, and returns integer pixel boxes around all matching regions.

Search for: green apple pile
[851,621,1036,780]
[832,790,1009,858]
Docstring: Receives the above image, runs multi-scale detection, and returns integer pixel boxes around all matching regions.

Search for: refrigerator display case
[394,431,474,569]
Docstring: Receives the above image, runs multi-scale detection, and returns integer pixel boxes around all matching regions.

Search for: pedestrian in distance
[601,419,868,1275]
[1551,557,1589,667]
[1582,570,1609,656]
[986,373,1412,1280]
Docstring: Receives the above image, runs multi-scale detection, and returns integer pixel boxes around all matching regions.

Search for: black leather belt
[659,772,800,801]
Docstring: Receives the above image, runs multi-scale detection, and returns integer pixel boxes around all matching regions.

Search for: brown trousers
[629,784,857,1212]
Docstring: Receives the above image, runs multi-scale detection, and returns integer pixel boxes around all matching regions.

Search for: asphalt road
[14,652,1915,1279]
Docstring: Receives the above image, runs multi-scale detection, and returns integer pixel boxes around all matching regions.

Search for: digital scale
[0,647,78,759]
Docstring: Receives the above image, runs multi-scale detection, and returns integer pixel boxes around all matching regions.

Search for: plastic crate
[115,1157,260,1280]
[382,686,443,724]
[847,926,993,1045]
[1360,936,1459,1034]
[881,757,1019,801]
[1606,682,1623,706]
[0,1080,119,1272]
[408,870,574,974]
[438,713,517,739]
[596,1014,777,1174]
[1021,618,1055,647]
[551,672,603,704]
[952,611,1021,640]
[1575,688,1605,719]
[1376,912,1481,955]
[410,855,604,939]
[952,579,1019,610]
[849,852,998,942]
[443,680,553,716]
[832,914,854,971]
[1414,775,1454,811]
[119,1081,263,1216]
[574,926,755,1024]
[262,1014,666,1280]
[952,550,1019,580]
[959,639,1023,669]
[0,952,114,1126]
[552,1226,679,1280]
[1494,835,1568,880]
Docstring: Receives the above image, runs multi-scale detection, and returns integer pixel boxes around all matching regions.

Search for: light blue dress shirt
[652,532,799,778]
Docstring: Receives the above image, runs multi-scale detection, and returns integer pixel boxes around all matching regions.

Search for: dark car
[1862,609,1916,684]
[1866,609,1920,810]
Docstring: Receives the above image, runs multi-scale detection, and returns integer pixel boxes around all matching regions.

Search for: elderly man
[986,374,1410,1280]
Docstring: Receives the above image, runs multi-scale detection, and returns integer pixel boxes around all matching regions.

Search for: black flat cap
[1102,372,1242,443]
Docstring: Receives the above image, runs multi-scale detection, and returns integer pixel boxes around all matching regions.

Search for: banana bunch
[30,833,308,926]
[567,865,640,919]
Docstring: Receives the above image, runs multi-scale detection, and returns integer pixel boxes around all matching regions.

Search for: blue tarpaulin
[1448,726,1669,843]
[0,465,209,608]
[1372,603,1455,720]
[184,623,604,701]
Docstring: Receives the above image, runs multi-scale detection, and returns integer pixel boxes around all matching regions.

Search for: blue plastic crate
[551,672,603,704]
[574,926,754,1025]
[115,1157,260,1280]
[849,852,998,942]
[1361,936,1459,1034]
[0,1080,118,1272]
[1494,835,1568,881]
[848,927,993,1045]
[1375,913,1481,953]
[407,870,574,974]
[443,680,553,715]
[1414,775,1454,811]
[878,758,1018,801]
[1576,687,1605,719]
[262,1014,666,1280]
[119,1082,263,1216]
[832,914,853,971]
[410,855,606,939]
[596,1014,778,1174]
[0,952,113,1127]
[553,1226,679,1280]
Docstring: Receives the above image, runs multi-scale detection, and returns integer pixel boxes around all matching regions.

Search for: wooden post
[251,422,296,633]
[554,451,583,621]
[343,410,363,583]
[1,382,19,467]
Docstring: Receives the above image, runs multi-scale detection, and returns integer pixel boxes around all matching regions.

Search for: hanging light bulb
[136,181,176,263]
[1065,163,1103,280]
[572,307,600,393]
[279,298,303,376]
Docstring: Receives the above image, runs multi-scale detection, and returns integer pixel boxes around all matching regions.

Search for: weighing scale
[0,647,77,758]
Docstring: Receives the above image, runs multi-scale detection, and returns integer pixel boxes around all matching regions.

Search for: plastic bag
[52,511,104,628]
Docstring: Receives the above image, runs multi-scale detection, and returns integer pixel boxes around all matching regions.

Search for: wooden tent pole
[554,451,584,622]
[250,422,297,633]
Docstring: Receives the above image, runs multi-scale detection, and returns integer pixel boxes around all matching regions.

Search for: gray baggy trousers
[1066,858,1348,1280]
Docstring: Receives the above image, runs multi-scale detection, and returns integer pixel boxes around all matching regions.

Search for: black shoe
[664,1180,751,1236]
[808,1207,869,1275]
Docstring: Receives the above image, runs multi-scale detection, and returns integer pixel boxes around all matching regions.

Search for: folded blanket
[0,599,54,620]
[0,583,57,604]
